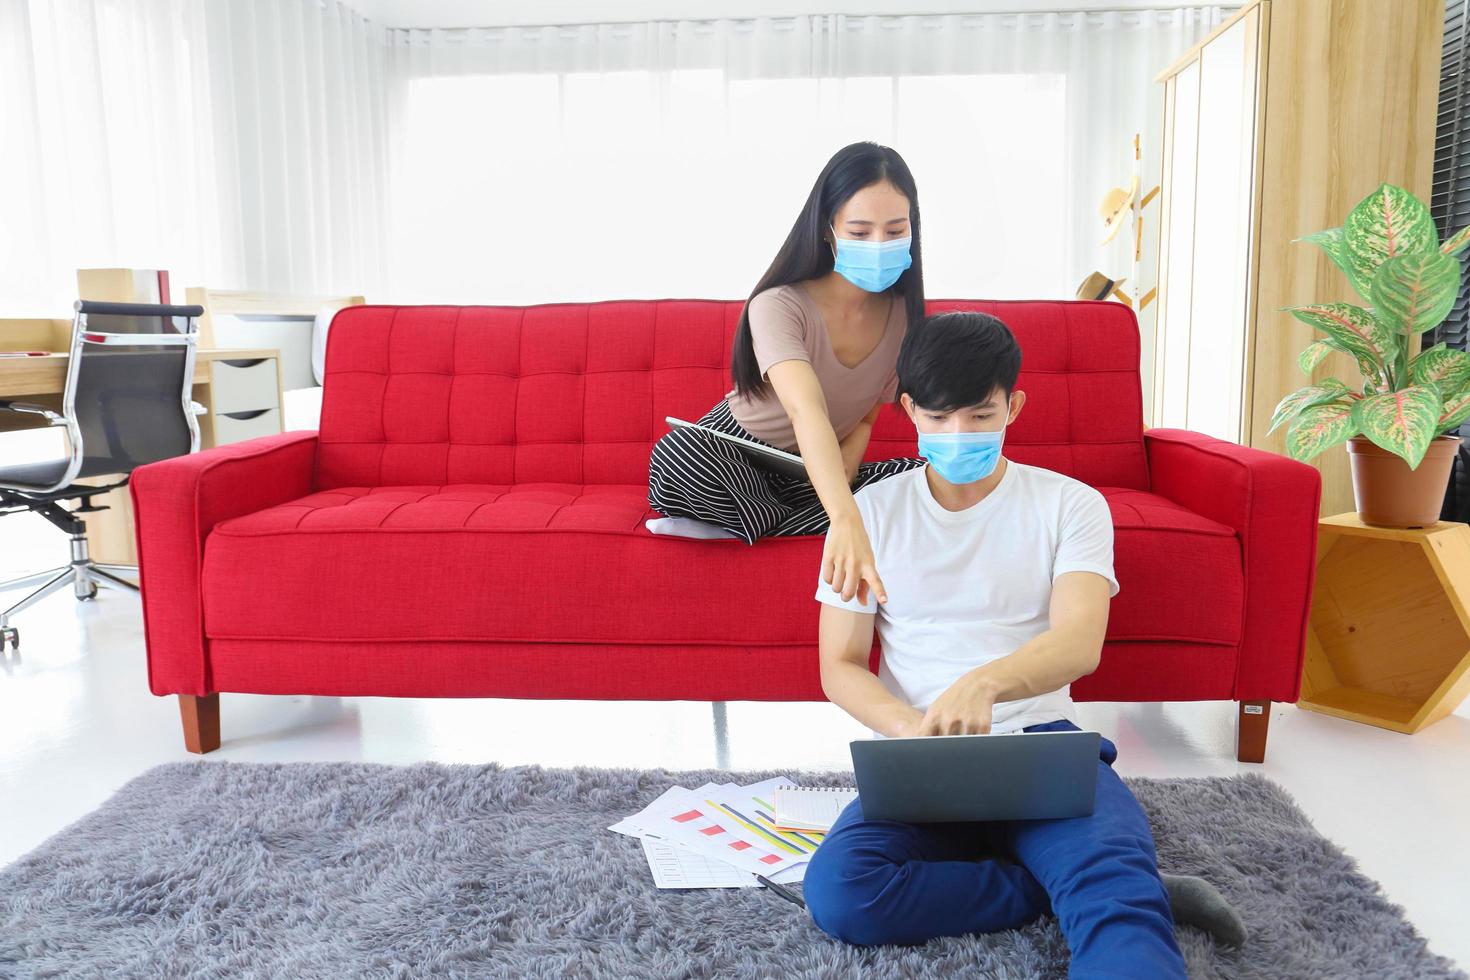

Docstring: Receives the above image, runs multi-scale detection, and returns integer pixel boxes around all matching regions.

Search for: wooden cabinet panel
[1154,0,1441,517]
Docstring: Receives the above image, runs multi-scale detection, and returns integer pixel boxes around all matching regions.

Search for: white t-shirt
[814,459,1119,736]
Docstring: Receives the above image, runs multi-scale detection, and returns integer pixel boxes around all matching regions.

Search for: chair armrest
[1144,428,1322,701]
[0,399,65,426]
[129,431,319,697]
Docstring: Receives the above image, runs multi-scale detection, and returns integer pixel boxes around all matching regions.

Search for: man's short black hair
[896,311,1021,411]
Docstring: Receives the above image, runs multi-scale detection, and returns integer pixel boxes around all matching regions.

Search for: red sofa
[130,299,1321,760]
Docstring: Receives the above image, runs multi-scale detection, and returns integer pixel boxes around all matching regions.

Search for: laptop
[849,729,1101,823]
[664,416,808,481]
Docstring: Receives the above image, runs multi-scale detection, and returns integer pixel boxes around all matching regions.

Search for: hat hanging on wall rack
[1099,176,1140,246]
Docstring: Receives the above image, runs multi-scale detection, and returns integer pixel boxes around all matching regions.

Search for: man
[804,312,1246,976]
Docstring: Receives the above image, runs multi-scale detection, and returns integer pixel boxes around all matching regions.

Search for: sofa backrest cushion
[316,299,1148,491]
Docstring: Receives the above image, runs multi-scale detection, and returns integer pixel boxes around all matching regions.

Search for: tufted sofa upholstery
[130,299,1321,758]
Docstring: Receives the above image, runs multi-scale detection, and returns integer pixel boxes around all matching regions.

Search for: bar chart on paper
[704,783,829,857]
[611,778,843,888]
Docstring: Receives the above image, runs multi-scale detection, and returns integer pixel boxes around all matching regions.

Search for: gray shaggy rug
[0,762,1462,980]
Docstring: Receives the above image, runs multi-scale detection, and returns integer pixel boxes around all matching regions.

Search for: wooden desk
[0,350,212,411]
[0,346,284,564]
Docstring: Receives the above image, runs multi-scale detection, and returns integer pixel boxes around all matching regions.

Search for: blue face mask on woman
[917,427,1006,484]
[829,222,912,292]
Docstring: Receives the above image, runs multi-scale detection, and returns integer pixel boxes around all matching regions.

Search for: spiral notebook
[772,786,859,833]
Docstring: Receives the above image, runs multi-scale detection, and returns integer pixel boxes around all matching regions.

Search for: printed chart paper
[640,837,757,889]
[612,780,807,875]
[613,779,831,888]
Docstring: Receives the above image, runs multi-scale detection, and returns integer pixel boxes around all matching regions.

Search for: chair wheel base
[1,626,17,652]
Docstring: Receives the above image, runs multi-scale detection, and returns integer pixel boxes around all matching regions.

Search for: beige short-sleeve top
[724,282,907,452]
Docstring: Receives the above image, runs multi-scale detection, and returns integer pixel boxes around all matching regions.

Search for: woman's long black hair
[730,141,925,400]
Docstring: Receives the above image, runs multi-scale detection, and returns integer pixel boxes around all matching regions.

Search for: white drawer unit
[210,357,280,415]
[213,407,281,445]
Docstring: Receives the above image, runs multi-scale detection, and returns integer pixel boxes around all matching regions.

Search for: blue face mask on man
[917,426,1007,484]
[829,222,912,292]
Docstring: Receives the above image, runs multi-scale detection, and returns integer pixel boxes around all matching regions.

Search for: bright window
[387,70,1066,304]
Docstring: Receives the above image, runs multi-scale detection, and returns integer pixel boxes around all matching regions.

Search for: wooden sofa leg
[179,694,220,754]
[1236,699,1270,763]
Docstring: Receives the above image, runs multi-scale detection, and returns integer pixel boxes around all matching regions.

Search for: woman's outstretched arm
[767,359,888,605]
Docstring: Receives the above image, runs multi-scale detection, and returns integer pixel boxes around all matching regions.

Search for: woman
[647,141,926,607]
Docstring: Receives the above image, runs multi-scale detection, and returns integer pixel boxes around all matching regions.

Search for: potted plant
[1270,183,1470,527]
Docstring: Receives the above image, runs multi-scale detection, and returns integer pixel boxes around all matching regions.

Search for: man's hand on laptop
[916,673,1001,736]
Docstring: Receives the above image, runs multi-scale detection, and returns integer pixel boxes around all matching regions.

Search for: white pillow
[281,385,324,432]
[311,304,342,386]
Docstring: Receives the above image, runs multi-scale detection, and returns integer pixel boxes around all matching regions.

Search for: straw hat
[1100,176,1140,245]
[1076,271,1129,304]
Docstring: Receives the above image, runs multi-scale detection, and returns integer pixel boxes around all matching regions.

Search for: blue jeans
[803,719,1186,979]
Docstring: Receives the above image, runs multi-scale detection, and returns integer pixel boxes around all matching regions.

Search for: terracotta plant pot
[1346,434,1461,528]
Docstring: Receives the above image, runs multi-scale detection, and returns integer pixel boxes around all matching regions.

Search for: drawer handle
[220,409,271,420]
[220,358,269,368]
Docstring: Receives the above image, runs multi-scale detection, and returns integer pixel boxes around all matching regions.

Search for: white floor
[1,508,1468,971]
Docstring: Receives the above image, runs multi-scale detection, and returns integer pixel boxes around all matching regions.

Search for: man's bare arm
[918,571,1111,735]
[818,602,924,738]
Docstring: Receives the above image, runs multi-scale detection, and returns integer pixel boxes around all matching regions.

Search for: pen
[755,874,806,910]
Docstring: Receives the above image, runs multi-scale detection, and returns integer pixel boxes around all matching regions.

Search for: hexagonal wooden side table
[1299,514,1470,733]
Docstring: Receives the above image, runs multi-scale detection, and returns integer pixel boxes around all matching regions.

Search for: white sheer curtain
[0,0,389,315]
[0,4,1224,315]
[382,10,1226,305]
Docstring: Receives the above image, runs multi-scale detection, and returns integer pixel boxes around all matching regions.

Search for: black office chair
[0,300,204,652]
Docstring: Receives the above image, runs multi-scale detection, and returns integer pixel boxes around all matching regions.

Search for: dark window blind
[1433,0,1470,356]
[1436,0,1470,520]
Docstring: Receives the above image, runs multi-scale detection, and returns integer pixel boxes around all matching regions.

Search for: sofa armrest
[130,431,319,697]
[1144,428,1321,701]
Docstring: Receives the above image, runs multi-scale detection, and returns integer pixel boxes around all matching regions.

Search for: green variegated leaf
[1410,343,1470,389]
[1351,385,1443,469]
[1343,184,1439,286]
[1285,399,1358,462]
[1296,227,1342,253]
[1441,225,1470,256]
[1439,384,1470,432]
[1285,304,1392,369]
[1318,336,1392,392]
[1370,252,1460,334]
[1295,227,1374,299]
[1298,340,1336,375]
[1268,379,1352,435]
